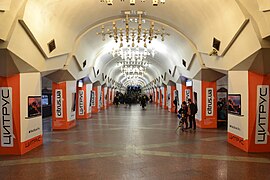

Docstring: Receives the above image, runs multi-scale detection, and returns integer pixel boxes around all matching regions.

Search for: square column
[228,71,270,152]
[155,88,159,105]
[76,83,92,120]
[159,88,163,107]
[193,80,217,129]
[52,81,76,130]
[163,86,168,109]
[92,86,99,113]
[0,73,43,155]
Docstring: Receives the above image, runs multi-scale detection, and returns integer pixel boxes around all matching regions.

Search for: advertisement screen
[28,96,42,118]
[228,94,241,115]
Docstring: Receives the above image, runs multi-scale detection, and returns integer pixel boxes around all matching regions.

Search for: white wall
[193,79,202,121]
[20,72,42,142]
[66,81,76,121]
[228,71,249,140]
[0,0,24,41]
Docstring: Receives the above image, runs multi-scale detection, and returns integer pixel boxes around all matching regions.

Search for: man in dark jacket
[188,98,198,131]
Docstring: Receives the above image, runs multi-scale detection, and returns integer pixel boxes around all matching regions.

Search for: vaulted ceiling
[1,0,270,87]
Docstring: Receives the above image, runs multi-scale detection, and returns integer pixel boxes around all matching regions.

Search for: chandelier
[111,46,155,61]
[96,10,169,48]
[100,0,166,6]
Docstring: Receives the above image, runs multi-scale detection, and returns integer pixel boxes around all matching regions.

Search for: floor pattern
[1,104,270,179]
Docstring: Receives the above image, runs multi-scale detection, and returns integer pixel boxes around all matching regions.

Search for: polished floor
[1,104,270,180]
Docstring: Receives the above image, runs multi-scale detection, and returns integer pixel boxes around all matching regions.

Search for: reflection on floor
[1,104,270,180]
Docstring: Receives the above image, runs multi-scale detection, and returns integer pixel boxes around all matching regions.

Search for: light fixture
[97,10,169,48]
[110,46,156,60]
[100,0,166,6]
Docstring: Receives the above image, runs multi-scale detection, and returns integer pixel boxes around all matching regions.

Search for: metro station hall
[0,0,270,179]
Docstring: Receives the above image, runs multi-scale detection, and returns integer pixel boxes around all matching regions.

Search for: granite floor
[0,104,270,180]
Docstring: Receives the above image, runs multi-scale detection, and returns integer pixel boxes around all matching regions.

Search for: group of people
[177,98,198,132]
[113,93,150,109]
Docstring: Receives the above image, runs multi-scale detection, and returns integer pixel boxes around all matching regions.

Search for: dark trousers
[189,115,196,130]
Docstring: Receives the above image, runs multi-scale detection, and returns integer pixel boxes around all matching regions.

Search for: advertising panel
[206,88,214,116]
[0,87,13,147]
[90,91,95,107]
[78,90,84,116]
[55,89,63,118]
[255,85,269,144]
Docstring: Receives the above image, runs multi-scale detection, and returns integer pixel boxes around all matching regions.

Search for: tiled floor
[1,104,270,179]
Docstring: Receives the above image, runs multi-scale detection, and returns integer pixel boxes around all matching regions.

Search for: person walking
[187,98,198,131]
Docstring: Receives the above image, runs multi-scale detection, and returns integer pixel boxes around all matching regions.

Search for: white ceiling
[1,0,270,86]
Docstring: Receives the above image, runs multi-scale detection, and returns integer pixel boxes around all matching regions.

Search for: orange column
[196,81,217,129]
[0,75,22,155]
[0,74,43,155]
[101,88,105,110]
[76,84,91,120]
[246,72,270,152]
[92,87,99,113]
[164,87,168,109]
[52,82,76,130]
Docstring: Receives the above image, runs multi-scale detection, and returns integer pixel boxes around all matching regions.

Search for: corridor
[0,104,270,180]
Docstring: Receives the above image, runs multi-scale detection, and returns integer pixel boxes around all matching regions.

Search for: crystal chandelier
[96,10,169,48]
[110,46,156,61]
[100,0,166,6]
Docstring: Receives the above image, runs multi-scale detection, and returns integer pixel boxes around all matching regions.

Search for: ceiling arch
[3,0,264,86]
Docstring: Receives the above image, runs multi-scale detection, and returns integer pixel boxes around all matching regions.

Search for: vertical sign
[185,89,191,102]
[255,85,269,144]
[78,90,84,116]
[55,89,63,118]
[206,88,214,116]
[0,87,13,147]
[90,91,95,107]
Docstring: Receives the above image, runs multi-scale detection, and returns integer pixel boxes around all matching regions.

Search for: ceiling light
[97,11,170,48]
[100,0,166,6]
